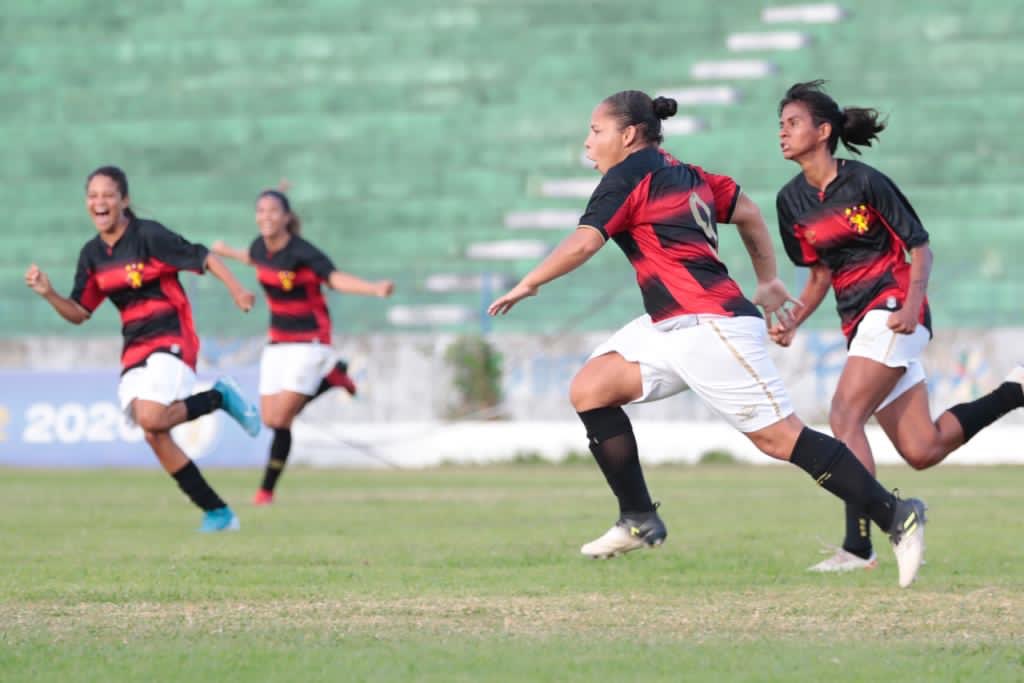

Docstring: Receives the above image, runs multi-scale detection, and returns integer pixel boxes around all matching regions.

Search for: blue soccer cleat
[213,376,261,437]
[199,506,240,533]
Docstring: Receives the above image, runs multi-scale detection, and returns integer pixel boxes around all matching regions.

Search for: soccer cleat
[213,376,261,437]
[807,547,879,573]
[331,360,358,396]
[887,493,927,588]
[580,506,668,559]
[199,506,240,533]
[252,489,274,506]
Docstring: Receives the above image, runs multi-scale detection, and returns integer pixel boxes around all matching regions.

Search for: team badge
[278,271,296,292]
[844,204,870,234]
[125,262,145,288]
[804,229,817,245]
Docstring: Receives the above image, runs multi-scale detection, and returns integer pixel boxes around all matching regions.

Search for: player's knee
[569,376,597,411]
[829,401,864,437]
[136,412,168,434]
[142,429,168,448]
[900,445,936,471]
[262,412,289,430]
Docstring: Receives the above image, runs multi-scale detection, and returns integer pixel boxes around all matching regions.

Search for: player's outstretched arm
[205,253,255,312]
[488,227,604,316]
[728,193,802,330]
[210,240,252,266]
[24,264,90,324]
[327,272,394,298]
[770,263,831,347]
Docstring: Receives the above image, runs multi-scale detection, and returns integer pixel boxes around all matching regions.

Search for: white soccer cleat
[1003,364,1024,386]
[580,508,668,559]
[887,496,927,588]
[580,524,648,559]
[807,547,879,573]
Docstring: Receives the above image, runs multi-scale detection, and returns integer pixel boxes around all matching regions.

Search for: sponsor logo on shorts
[736,405,757,422]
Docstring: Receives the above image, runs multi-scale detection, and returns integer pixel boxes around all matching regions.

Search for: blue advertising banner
[0,366,269,467]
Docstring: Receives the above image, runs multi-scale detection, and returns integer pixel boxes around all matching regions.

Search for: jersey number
[690,192,718,250]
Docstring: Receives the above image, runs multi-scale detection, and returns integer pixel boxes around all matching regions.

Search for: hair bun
[652,96,678,120]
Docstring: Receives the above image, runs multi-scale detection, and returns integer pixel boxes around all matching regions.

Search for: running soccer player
[25,165,261,532]
[212,189,393,505]
[773,80,1024,572]
[489,89,929,587]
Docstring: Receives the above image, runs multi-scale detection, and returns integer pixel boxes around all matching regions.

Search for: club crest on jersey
[124,262,145,288]
[278,271,296,292]
[844,204,870,234]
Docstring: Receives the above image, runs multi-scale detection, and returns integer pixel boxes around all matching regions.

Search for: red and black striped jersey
[249,236,336,344]
[70,218,208,372]
[578,147,760,322]
[776,159,931,341]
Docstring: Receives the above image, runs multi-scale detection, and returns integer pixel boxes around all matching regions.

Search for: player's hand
[752,278,802,331]
[211,240,228,256]
[374,280,395,298]
[887,307,917,334]
[233,287,255,312]
[488,282,538,316]
[768,322,797,347]
[25,264,53,296]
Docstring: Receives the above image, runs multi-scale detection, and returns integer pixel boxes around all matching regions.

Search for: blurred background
[2,0,1022,465]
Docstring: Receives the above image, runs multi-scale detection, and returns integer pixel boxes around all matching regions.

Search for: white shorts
[259,343,335,396]
[117,352,196,424]
[590,314,794,432]
[848,309,930,411]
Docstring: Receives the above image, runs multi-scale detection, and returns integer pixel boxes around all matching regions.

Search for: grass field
[2,464,1022,682]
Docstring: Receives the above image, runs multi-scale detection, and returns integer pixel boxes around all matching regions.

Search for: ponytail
[838,106,886,155]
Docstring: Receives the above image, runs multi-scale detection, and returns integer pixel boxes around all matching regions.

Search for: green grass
[2,465,1023,682]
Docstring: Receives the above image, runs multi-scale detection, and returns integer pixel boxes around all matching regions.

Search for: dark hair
[602,90,678,145]
[778,80,886,155]
[258,189,301,235]
[86,165,136,219]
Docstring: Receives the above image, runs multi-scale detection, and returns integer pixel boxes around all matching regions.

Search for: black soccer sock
[842,502,873,558]
[260,429,292,492]
[578,407,654,516]
[789,427,896,532]
[184,390,223,421]
[947,381,1024,443]
[171,460,227,512]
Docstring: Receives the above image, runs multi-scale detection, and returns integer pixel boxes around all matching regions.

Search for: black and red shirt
[776,159,931,341]
[579,146,760,321]
[249,236,336,344]
[71,218,208,372]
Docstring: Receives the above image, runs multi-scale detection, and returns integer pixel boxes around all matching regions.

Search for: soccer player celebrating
[773,80,1024,572]
[489,90,929,587]
[25,165,261,532]
[212,189,393,505]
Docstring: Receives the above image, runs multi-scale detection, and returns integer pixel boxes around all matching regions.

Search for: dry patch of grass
[4,587,1021,644]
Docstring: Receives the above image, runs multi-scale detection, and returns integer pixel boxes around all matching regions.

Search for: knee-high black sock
[789,427,897,532]
[947,382,1024,443]
[843,502,873,558]
[172,460,226,512]
[184,390,223,421]
[260,429,292,492]
[577,407,654,516]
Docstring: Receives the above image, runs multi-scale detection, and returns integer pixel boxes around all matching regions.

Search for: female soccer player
[773,80,1024,572]
[489,90,929,587]
[25,165,261,532]
[212,189,394,505]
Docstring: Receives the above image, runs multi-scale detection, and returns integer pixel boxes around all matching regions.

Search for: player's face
[584,103,633,174]
[255,195,290,239]
[85,175,130,233]
[779,101,828,161]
